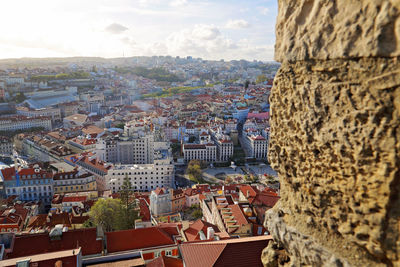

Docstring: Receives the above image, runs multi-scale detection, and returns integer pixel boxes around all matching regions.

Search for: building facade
[0,136,13,156]
[182,144,217,163]
[16,106,61,123]
[105,159,174,193]
[1,166,53,204]
[53,170,97,194]
[0,116,52,132]
[96,134,154,165]
[150,188,172,216]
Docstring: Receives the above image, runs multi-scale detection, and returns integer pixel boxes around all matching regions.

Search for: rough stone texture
[264,1,400,266]
[275,0,400,62]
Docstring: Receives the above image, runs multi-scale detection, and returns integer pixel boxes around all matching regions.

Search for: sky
[0,0,277,61]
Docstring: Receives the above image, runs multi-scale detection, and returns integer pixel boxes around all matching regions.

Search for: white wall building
[0,116,52,132]
[182,144,217,162]
[96,133,154,165]
[210,128,234,162]
[16,106,61,123]
[242,133,268,159]
[150,188,171,216]
[105,159,174,192]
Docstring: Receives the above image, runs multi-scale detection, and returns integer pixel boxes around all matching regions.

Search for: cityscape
[0,56,280,267]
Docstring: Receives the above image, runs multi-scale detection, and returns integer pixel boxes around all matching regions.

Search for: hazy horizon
[0,0,277,61]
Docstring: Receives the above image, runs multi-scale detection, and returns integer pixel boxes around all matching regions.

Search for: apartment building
[150,187,172,216]
[210,129,234,162]
[242,129,268,159]
[201,195,253,238]
[182,144,217,162]
[105,158,174,193]
[0,136,13,156]
[53,170,97,194]
[0,116,52,132]
[1,166,53,204]
[16,106,61,123]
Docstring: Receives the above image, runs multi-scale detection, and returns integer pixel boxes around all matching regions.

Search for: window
[165,250,172,256]
[155,251,161,257]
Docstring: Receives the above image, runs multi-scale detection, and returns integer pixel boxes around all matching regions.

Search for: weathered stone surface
[265,57,400,266]
[261,239,290,267]
[264,1,400,265]
[275,0,400,62]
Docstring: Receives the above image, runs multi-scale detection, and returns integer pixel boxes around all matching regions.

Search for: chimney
[207,227,215,240]
[247,190,250,198]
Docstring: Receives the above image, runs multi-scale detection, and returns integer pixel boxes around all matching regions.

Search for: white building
[16,106,61,123]
[149,187,171,216]
[182,144,217,163]
[97,121,155,165]
[5,75,24,86]
[0,116,52,132]
[105,159,174,192]
[210,128,234,162]
[242,133,268,159]
[96,133,154,165]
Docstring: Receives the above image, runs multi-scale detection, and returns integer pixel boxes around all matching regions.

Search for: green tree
[82,219,95,228]
[115,123,125,129]
[244,80,250,89]
[88,198,122,232]
[187,160,202,182]
[15,92,26,103]
[256,74,268,84]
[191,209,203,219]
[118,175,140,230]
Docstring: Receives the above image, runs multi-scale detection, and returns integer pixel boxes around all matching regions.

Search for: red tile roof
[139,198,151,221]
[252,193,280,208]
[6,228,102,259]
[62,196,87,203]
[239,185,258,198]
[154,187,167,196]
[180,236,272,267]
[183,220,220,242]
[228,204,249,226]
[105,227,176,253]
[147,255,183,267]
[184,188,200,197]
[0,167,15,181]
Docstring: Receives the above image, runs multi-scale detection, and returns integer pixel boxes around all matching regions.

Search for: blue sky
[0,0,277,61]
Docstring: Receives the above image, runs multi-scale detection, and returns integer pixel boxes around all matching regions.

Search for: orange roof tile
[147,255,183,267]
[105,227,176,253]
[180,236,272,267]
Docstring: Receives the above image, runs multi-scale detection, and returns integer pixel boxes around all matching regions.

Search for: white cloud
[170,0,187,7]
[191,24,220,40]
[0,0,276,61]
[226,19,250,29]
[260,7,269,15]
[136,24,273,61]
[105,23,128,34]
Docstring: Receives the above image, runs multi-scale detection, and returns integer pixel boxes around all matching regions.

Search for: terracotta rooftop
[179,236,272,267]
[6,228,102,259]
[147,255,183,267]
[105,227,177,253]
[183,220,220,242]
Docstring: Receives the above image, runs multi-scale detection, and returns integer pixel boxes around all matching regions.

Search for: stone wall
[263,1,400,266]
